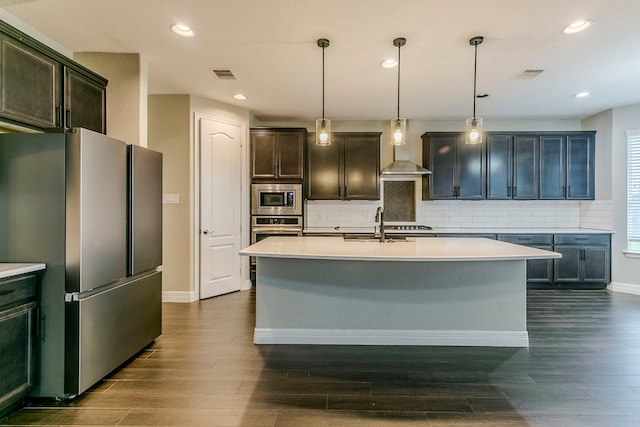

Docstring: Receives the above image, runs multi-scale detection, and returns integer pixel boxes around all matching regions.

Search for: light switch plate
[163,193,180,204]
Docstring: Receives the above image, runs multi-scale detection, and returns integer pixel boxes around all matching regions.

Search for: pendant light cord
[322,44,325,119]
[472,42,478,118]
[396,42,401,119]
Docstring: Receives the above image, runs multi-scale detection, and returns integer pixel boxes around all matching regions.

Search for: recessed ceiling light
[562,19,593,35]
[381,58,398,68]
[233,94,247,100]
[574,91,590,98]
[170,23,195,37]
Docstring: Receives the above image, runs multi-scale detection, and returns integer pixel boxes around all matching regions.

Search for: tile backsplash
[579,200,613,230]
[305,199,611,230]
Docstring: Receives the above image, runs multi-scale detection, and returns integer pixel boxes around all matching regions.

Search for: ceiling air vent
[210,69,237,80]
[515,69,544,79]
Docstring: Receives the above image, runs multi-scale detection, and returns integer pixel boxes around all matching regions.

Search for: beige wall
[74,52,147,146]
[148,95,191,295]
[593,104,640,288]
[583,110,613,200]
[147,94,252,300]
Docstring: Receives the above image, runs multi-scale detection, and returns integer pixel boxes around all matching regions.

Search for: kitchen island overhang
[240,237,561,347]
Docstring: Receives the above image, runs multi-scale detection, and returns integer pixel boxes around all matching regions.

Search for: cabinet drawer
[437,233,497,239]
[0,274,37,309]
[554,234,610,245]
[498,234,553,245]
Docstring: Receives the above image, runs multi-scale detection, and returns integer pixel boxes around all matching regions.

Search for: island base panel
[254,258,528,347]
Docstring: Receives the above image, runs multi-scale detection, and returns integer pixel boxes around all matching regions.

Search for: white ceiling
[2,0,640,122]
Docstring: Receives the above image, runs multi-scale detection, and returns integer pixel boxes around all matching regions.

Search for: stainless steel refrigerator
[0,128,162,398]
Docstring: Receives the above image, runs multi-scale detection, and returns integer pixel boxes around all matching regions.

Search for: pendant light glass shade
[316,38,331,146]
[391,118,407,145]
[316,118,331,146]
[465,116,483,144]
[466,36,484,145]
[390,37,407,146]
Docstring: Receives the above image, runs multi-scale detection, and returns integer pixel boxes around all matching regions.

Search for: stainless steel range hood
[381,160,431,175]
[380,141,431,175]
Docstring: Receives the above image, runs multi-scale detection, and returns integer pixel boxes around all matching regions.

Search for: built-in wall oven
[251,216,303,244]
[250,183,303,281]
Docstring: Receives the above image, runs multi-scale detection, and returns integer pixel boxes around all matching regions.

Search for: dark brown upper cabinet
[422,132,486,200]
[250,128,305,180]
[64,67,106,133]
[306,132,380,200]
[487,134,539,199]
[540,132,595,200]
[424,131,595,201]
[0,35,61,129]
[0,20,107,133]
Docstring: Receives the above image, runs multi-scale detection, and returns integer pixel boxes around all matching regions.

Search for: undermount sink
[343,234,407,243]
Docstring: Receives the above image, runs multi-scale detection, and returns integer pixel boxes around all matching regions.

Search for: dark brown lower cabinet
[0,273,37,417]
[498,233,610,288]
[553,234,611,286]
[498,234,554,286]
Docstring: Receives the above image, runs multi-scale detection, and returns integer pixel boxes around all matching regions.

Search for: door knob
[202,229,209,235]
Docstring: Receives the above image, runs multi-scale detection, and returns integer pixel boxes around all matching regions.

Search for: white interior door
[199,117,243,299]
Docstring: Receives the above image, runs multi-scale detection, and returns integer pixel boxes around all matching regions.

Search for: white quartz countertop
[0,263,46,279]
[240,236,561,262]
[304,227,613,235]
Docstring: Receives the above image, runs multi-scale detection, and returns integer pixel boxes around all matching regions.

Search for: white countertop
[0,263,46,279]
[304,227,613,235]
[240,236,561,262]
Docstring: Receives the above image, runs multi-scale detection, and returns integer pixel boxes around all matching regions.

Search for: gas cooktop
[385,225,433,231]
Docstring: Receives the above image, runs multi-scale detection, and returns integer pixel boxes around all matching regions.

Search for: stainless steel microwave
[251,183,302,215]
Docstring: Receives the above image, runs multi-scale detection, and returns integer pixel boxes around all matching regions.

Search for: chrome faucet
[375,206,385,242]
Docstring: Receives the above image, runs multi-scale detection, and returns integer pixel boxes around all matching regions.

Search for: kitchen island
[240,236,560,347]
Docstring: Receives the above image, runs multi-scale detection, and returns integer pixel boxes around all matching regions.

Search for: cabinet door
[512,135,538,199]
[553,246,582,283]
[64,67,106,133]
[424,134,457,199]
[583,246,610,283]
[251,130,277,178]
[0,35,61,128]
[539,136,566,199]
[343,134,380,200]
[0,301,36,413]
[486,134,512,199]
[276,131,304,179]
[456,139,485,199]
[526,246,554,285]
[566,133,595,200]
[306,134,341,199]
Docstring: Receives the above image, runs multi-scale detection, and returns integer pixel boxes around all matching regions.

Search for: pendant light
[390,37,407,145]
[466,36,484,144]
[315,38,331,146]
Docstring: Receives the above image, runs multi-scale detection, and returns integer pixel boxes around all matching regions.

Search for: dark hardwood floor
[3,288,640,426]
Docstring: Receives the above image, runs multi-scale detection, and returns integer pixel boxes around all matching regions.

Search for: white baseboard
[608,281,640,296]
[254,328,529,347]
[162,291,197,303]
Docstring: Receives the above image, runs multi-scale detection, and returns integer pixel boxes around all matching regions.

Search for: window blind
[628,131,640,251]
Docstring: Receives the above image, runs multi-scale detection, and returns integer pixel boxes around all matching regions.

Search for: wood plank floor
[3,288,640,426]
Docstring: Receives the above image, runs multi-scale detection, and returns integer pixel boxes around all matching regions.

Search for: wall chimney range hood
[380,142,431,175]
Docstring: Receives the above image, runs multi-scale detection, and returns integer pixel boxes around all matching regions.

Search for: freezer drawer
[64,271,161,395]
